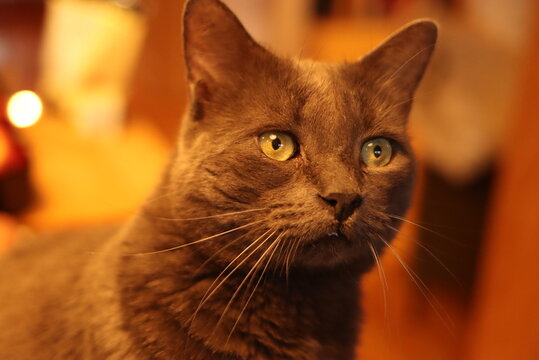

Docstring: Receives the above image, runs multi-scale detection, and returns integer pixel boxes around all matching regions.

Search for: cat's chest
[173,274,360,360]
[119,249,360,360]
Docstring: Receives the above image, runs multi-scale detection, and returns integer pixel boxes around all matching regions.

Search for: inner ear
[182,0,269,86]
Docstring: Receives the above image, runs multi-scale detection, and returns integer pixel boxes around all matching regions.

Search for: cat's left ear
[182,0,270,87]
[351,20,438,104]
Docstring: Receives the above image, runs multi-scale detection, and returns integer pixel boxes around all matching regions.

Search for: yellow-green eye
[258,131,296,161]
[361,138,392,167]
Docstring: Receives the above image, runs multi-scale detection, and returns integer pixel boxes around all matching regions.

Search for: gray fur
[0,0,437,358]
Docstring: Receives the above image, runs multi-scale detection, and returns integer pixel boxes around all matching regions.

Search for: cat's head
[153,0,437,271]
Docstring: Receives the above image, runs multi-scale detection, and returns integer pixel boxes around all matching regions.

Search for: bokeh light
[7,90,43,128]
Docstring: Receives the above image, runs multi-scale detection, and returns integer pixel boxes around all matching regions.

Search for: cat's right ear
[183,0,267,90]
[348,20,437,118]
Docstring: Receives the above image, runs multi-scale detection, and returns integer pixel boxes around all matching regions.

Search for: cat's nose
[318,193,363,222]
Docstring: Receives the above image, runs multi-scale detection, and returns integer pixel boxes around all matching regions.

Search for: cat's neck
[113,214,361,360]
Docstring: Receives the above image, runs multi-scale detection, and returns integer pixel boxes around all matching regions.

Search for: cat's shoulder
[5,224,119,259]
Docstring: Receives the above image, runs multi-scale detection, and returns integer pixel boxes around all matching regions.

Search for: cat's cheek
[377,177,414,217]
[246,161,301,194]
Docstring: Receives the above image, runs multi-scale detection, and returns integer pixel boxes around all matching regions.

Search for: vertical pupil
[271,138,282,150]
[373,145,382,158]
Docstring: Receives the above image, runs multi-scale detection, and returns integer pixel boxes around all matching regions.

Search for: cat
[0,0,437,359]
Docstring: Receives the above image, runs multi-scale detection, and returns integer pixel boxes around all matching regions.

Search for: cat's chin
[293,231,374,270]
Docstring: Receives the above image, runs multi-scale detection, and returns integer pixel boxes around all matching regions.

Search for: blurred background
[0,0,538,358]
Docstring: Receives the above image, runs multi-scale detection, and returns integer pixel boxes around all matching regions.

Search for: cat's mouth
[325,231,348,243]
[307,230,352,247]
[327,231,343,238]
[293,228,363,268]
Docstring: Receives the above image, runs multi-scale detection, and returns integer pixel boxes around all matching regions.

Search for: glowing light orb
[7,90,43,128]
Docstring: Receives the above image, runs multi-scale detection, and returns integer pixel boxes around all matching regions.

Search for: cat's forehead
[288,61,340,116]
[296,60,334,90]
[291,60,367,134]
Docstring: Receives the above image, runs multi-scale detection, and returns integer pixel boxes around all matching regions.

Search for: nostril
[350,197,363,209]
[318,195,338,207]
[318,193,363,221]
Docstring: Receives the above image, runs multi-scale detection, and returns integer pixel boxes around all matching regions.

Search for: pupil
[373,145,382,158]
[271,138,282,151]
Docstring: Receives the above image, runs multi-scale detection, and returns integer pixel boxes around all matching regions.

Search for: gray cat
[0,0,437,359]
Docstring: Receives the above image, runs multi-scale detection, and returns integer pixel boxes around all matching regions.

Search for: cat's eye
[258,131,297,161]
[361,138,392,167]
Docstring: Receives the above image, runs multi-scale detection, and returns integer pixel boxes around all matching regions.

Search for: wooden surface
[12,117,168,231]
[128,0,188,144]
[0,1,44,91]
[464,4,539,359]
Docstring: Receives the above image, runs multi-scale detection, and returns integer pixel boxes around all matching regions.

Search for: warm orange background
[1,1,538,359]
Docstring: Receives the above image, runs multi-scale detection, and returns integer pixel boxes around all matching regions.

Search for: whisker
[124,220,265,256]
[214,234,278,330]
[213,231,283,339]
[283,235,298,283]
[191,232,249,277]
[386,224,462,287]
[377,235,455,335]
[188,229,275,327]
[367,241,389,321]
[272,233,293,281]
[226,232,286,344]
[290,234,304,267]
[273,236,288,278]
[386,214,460,244]
[153,208,268,222]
